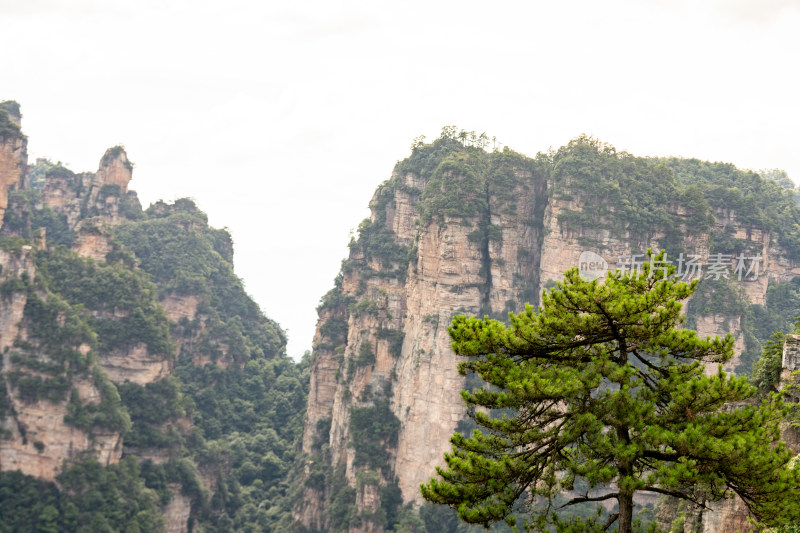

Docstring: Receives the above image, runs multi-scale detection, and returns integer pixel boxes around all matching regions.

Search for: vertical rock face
[297,134,800,532]
[539,196,792,376]
[99,343,172,385]
[164,484,193,533]
[782,334,800,379]
[296,141,550,531]
[657,497,754,533]
[0,101,27,225]
[72,220,115,262]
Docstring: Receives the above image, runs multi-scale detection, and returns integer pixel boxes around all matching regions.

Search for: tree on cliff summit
[421,252,800,532]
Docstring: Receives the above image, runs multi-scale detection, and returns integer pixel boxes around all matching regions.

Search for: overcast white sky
[2,0,799,358]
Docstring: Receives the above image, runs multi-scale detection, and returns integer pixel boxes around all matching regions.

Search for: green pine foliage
[751,332,787,393]
[421,254,800,532]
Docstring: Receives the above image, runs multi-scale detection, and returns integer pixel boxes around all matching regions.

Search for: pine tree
[421,253,800,532]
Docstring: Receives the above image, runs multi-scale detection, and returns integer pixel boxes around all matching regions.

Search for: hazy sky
[2,0,799,358]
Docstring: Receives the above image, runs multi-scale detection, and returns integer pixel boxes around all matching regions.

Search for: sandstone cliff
[0,108,187,529]
[296,133,800,532]
[42,145,139,235]
[0,109,150,482]
[0,101,27,225]
[0,246,123,481]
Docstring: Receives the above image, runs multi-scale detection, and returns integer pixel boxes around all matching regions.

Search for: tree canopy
[421,253,800,532]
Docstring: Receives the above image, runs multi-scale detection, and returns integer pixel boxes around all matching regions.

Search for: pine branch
[642,486,708,509]
[557,492,619,509]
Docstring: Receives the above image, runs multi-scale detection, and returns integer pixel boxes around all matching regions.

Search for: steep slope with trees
[0,103,309,532]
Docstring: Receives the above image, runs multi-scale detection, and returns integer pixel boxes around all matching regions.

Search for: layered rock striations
[296,133,800,532]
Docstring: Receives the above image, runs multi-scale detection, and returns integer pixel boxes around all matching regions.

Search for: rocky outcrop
[41,170,89,229]
[782,334,800,381]
[693,314,745,374]
[657,497,753,533]
[94,147,132,196]
[164,484,193,533]
[160,294,200,323]
[100,343,172,386]
[43,146,136,230]
[0,102,27,225]
[0,377,123,481]
[72,218,114,262]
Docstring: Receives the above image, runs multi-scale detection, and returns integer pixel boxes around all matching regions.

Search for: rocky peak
[95,146,133,195]
[0,100,27,225]
[37,145,141,242]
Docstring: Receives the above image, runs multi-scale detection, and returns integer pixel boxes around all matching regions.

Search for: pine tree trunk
[618,491,634,533]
